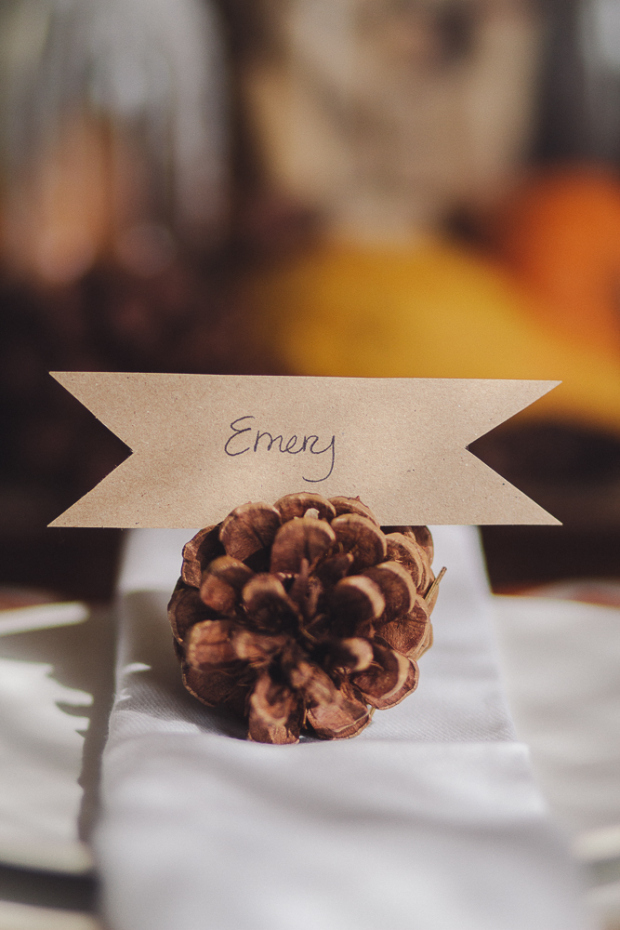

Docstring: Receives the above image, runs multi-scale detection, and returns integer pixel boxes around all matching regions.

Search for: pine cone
[168,493,445,744]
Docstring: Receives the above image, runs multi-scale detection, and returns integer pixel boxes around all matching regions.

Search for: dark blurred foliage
[534,0,590,162]
[1,0,620,600]
[536,0,620,164]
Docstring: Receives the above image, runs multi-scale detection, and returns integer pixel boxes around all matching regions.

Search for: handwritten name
[224,416,336,483]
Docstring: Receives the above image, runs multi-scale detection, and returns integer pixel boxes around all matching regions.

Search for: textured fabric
[95,526,592,930]
[493,594,620,838]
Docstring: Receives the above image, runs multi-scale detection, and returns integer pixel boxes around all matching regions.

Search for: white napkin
[95,526,592,930]
[492,595,620,838]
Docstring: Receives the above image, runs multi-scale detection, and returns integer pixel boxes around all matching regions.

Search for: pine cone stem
[425,566,446,602]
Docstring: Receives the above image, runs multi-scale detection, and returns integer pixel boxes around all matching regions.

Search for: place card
[49,372,560,527]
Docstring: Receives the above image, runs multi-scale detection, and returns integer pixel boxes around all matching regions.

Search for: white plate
[0,602,114,875]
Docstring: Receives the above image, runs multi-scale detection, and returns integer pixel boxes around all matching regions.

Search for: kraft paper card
[49,373,560,527]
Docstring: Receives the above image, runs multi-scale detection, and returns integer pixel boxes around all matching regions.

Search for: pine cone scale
[185,619,237,668]
[248,672,303,744]
[182,664,251,711]
[270,517,336,574]
[331,514,387,571]
[305,684,371,740]
[352,645,419,710]
[181,525,223,587]
[219,503,281,561]
[363,561,417,621]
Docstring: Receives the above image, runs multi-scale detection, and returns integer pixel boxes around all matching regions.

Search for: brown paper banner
[49,373,561,527]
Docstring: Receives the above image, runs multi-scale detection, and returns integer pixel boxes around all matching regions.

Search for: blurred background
[1,0,620,602]
[2,4,620,929]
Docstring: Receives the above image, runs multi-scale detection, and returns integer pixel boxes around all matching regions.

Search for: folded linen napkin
[95,526,592,930]
[493,594,620,838]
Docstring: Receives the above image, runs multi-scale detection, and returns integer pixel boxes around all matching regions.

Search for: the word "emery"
[224,415,336,483]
